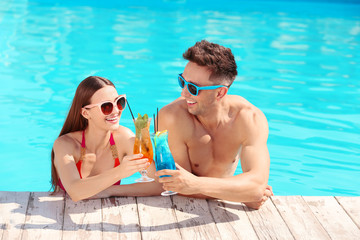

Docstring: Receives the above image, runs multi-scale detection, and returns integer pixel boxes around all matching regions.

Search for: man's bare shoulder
[228,95,268,142]
[160,97,187,114]
[228,95,266,119]
[158,98,195,140]
[159,97,194,125]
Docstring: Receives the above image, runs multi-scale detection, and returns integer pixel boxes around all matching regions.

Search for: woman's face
[85,86,123,131]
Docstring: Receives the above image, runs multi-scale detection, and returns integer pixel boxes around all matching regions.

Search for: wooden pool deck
[0,192,359,239]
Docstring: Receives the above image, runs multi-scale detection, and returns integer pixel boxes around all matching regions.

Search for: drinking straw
[153,113,156,134]
[156,107,159,132]
[126,99,135,120]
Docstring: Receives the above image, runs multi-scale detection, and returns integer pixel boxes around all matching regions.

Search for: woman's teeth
[106,116,118,121]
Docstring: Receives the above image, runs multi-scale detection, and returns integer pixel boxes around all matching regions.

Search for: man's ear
[81,108,90,120]
[216,87,228,100]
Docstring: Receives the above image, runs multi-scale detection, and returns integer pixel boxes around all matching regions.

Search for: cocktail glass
[133,114,155,183]
[154,130,177,196]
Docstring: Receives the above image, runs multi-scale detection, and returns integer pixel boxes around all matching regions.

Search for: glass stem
[140,169,147,176]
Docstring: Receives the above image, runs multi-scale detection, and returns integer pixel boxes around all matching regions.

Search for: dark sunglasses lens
[188,84,198,96]
[101,102,113,115]
[178,76,185,88]
[117,97,126,110]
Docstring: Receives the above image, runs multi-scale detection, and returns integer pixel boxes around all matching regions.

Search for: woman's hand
[117,154,150,179]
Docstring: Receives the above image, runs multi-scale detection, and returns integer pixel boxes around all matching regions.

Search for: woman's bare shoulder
[112,126,135,154]
[112,125,135,146]
[53,132,81,152]
[113,125,134,139]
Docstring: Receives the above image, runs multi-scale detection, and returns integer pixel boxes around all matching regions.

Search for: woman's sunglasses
[83,95,126,115]
[178,73,228,96]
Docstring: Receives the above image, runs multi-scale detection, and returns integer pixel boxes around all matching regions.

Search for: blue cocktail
[154,130,177,196]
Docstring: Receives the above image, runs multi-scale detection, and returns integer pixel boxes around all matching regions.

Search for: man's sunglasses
[178,73,228,96]
[83,95,126,115]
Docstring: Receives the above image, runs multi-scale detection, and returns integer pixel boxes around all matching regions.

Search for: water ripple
[0,0,359,195]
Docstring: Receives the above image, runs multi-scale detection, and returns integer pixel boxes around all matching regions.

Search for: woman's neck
[84,125,111,152]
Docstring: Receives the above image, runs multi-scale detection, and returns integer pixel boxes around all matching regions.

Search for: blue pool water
[0,0,359,195]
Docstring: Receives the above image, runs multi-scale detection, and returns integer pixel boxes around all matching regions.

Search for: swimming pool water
[0,0,359,195]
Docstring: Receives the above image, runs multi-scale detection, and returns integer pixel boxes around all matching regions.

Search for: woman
[51,76,149,201]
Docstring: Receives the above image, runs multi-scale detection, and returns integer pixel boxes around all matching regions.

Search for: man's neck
[195,98,230,132]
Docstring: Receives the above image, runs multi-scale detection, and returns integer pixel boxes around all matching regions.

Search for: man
[95,40,272,209]
[155,40,272,208]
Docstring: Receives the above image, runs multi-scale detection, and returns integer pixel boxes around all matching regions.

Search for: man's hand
[155,163,199,195]
[243,185,273,210]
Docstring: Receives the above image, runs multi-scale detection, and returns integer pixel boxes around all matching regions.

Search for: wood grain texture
[304,196,360,240]
[245,197,294,240]
[21,192,65,240]
[62,196,102,240]
[101,196,141,240]
[336,196,360,229]
[208,200,258,240]
[0,193,359,240]
[172,196,221,240]
[0,191,30,240]
[271,196,330,240]
[137,196,181,240]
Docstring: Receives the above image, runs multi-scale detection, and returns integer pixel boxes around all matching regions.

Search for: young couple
[51,40,273,209]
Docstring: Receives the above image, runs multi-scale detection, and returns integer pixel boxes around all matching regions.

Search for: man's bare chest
[186,131,242,177]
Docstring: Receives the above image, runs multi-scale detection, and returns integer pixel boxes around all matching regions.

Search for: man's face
[181,62,218,116]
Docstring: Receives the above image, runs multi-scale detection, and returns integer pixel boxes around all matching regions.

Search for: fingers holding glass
[133,114,155,183]
[154,130,177,196]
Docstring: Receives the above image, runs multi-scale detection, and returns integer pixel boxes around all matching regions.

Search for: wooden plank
[21,192,65,240]
[244,197,294,240]
[136,196,181,240]
[172,195,221,239]
[0,191,30,240]
[336,196,360,229]
[272,196,330,239]
[304,196,360,240]
[62,195,102,240]
[208,199,258,240]
[101,197,141,240]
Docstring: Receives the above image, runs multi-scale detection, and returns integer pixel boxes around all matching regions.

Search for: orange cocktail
[133,113,154,182]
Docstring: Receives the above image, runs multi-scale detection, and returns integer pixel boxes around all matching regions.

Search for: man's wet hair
[183,40,238,86]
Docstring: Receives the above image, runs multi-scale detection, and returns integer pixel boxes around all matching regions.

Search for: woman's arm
[53,136,149,202]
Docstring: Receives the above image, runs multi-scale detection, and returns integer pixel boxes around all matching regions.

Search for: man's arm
[157,107,270,203]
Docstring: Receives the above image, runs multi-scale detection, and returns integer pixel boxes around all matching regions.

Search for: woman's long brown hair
[50,76,115,192]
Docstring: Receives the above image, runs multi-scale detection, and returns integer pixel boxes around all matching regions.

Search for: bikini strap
[80,131,118,164]
[109,133,119,160]
[81,130,86,147]
[79,130,86,161]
